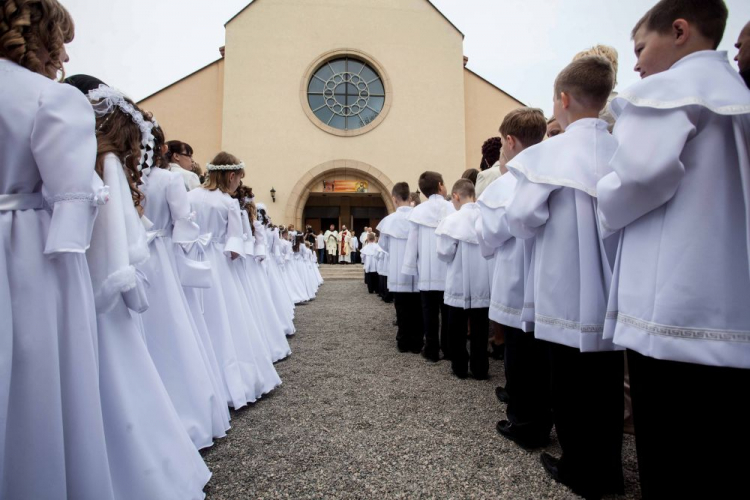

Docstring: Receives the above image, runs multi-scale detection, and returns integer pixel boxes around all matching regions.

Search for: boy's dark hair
[451,179,475,200]
[499,108,547,148]
[632,0,728,49]
[166,140,193,161]
[480,137,502,170]
[461,168,479,185]
[418,171,444,197]
[391,182,410,202]
[554,56,615,113]
[410,192,421,206]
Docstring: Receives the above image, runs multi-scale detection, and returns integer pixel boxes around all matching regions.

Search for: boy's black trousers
[393,292,423,352]
[420,290,449,359]
[447,306,489,378]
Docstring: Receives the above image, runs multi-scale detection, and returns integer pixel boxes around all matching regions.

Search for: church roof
[224,0,464,38]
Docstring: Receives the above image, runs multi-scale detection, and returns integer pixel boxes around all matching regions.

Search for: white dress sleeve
[436,233,458,263]
[31,82,99,255]
[254,223,267,259]
[401,222,419,276]
[505,178,558,240]
[166,173,199,243]
[224,199,246,256]
[597,106,696,237]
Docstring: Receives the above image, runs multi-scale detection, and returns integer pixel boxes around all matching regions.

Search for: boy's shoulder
[436,204,480,244]
[612,51,750,119]
[507,119,615,197]
[408,196,454,228]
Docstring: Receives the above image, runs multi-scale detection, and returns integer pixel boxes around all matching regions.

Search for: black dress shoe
[489,342,505,360]
[495,386,509,403]
[540,452,561,481]
[421,350,439,362]
[496,420,550,450]
[397,345,409,353]
[472,372,489,380]
[452,369,468,379]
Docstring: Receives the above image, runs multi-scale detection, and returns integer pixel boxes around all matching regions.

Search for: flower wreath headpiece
[206,161,245,171]
[87,85,156,172]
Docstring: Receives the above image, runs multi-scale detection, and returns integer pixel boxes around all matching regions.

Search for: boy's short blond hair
[367,232,376,242]
[554,56,615,113]
[573,45,618,85]
[451,179,476,200]
[499,108,547,148]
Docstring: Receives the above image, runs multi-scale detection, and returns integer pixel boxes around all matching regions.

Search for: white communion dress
[0,59,115,500]
[262,225,296,333]
[90,154,210,500]
[239,212,291,362]
[279,236,309,303]
[139,167,230,447]
[185,188,281,405]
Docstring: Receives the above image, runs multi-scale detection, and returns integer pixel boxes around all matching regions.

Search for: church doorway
[303,193,387,236]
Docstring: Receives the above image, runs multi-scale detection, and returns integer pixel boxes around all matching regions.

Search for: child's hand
[230,251,240,260]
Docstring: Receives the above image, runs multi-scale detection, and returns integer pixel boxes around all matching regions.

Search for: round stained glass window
[307,57,386,131]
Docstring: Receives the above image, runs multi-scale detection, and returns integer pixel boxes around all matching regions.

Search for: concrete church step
[319,264,365,280]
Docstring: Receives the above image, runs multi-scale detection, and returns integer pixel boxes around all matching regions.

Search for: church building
[140,0,525,232]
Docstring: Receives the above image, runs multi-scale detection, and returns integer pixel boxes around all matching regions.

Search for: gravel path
[201,280,640,499]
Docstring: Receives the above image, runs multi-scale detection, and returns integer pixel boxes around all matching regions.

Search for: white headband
[87,85,156,172]
[206,162,245,171]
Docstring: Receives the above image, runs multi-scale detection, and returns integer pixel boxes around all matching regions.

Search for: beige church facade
[140,0,524,232]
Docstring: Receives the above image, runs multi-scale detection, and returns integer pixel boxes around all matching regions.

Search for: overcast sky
[61,0,749,116]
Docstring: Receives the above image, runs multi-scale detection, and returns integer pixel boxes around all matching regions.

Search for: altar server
[86,85,210,499]
[596,1,750,497]
[476,108,550,450]
[504,56,622,498]
[0,2,116,495]
[402,172,455,361]
[378,182,423,353]
[436,179,492,379]
[361,232,381,293]
[185,153,281,407]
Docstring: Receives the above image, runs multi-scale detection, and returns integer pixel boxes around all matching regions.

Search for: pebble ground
[201,278,640,499]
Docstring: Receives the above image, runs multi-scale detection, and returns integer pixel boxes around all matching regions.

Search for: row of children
[363,1,750,498]
[0,1,322,498]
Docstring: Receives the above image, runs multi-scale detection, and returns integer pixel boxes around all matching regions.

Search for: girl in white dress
[279,227,308,303]
[0,3,114,497]
[233,186,291,362]
[256,207,296,335]
[184,152,281,405]
[137,121,230,448]
[84,85,210,499]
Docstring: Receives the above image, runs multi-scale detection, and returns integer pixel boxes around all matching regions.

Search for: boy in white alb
[596,1,750,498]
[360,232,380,294]
[436,180,492,379]
[505,56,622,498]
[476,108,550,450]
[402,171,455,362]
[378,182,423,353]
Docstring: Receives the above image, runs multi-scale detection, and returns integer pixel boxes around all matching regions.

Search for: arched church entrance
[285,160,395,237]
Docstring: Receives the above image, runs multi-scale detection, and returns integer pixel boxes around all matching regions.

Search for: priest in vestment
[338,226,352,264]
[323,225,338,264]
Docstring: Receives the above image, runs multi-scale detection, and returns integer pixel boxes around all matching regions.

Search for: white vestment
[324,230,339,254]
[378,206,419,293]
[505,118,620,352]
[361,243,381,273]
[436,203,492,309]
[338,230,352,262]
[477,172,533,330]
[402,194,455,291]
[0,60,115,499]
[597,50,750,368]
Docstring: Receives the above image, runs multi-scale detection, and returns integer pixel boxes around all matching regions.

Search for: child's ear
[672,19,690,46]
[561,92,571,109]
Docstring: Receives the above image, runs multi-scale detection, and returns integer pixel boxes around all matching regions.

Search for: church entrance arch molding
[286,160,395,229]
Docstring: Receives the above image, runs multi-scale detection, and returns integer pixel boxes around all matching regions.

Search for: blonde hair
[0,0,74,79]
[573,45,618,85]
[204,151,244,194]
